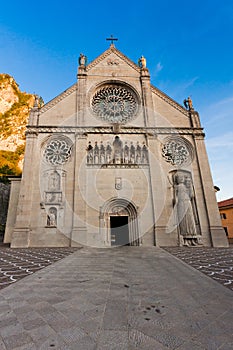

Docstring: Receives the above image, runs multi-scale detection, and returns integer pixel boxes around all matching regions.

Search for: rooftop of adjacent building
[218,197,233,209]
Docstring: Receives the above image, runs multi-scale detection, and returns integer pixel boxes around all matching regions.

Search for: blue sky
[0,0,232,200]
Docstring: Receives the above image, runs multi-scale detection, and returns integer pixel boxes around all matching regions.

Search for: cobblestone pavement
[0,247,78,290]
[0,247,232,350]
[163,247,233,292]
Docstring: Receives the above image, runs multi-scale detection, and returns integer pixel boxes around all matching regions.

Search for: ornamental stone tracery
[91,85,138,123]
[44,139,72,166]
[161,138,192,166]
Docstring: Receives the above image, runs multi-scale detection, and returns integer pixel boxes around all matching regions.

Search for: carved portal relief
[87,136,148,166]
[173,170,201,246]
[162,137,193,166]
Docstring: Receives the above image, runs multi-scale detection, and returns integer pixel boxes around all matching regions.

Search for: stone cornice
[151,85,189,117]
[26,125,205,137]
[86,46,141,73]
[39,84,77,113]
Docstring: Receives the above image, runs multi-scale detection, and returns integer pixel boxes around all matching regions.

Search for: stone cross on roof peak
[106,35,118,46]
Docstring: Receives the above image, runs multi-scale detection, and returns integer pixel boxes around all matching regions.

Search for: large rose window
[91,85,138,123]
[44,139,72,165]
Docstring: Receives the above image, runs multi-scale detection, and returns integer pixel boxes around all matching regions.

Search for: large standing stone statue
[173,172,201,246]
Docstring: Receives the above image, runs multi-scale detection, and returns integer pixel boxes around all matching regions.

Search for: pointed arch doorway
[100,198,140,246]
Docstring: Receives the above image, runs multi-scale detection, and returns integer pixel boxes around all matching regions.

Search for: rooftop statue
[78,53,87,67]
[183,96,193,111]
[138,55,147,68]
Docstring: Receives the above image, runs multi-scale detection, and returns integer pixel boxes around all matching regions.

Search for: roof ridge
[218,197,233,205]
[40,84,77,113]
[151,85,189,116]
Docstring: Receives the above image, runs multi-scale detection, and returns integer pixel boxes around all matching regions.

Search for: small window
[224,227,228,236]
[220,213,227,219]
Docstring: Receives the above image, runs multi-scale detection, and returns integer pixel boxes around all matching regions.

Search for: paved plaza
[164,247,233,291]
[0,248,78,290]
[0,247,232,349]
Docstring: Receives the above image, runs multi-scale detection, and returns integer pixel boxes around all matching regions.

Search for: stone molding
[150,86,189,116]
[26,125,205,137]
[40,84,77,113]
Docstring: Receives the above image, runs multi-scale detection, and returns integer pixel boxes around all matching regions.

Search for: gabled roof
[218,197,233,208]
[86,44,141,73]
[39,45,188,115]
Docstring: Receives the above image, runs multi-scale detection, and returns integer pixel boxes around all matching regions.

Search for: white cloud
[201,93,233,125]
[206,132,233,148]
[155,62,163,73]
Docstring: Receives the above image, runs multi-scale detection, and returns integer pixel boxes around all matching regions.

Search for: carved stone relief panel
[87,136,148,166]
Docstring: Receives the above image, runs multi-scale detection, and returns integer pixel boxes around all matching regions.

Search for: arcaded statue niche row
[86,136,148,165]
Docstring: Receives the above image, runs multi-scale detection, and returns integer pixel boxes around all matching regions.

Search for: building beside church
[4,44,228,248]
[218,198,233,244]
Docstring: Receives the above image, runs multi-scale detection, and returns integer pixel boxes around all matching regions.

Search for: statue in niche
[106,142,112,163]
[87,142,93,164]
[48,171,60,191]
[173,172,201,246]
[124,142,130,164]
[100,141,105,164]
[130,142,135,163]
[94,142,99,164]
[113,136,123,164]
[142,143,148,163]
[136,142,142,164]
[47,207,57,227]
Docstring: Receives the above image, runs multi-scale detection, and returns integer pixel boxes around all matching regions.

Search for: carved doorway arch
[100,198,140,246]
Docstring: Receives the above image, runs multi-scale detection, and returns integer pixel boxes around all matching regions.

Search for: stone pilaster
[140,68,155,127]
[189,110,201,128]
[193,134,229,247]
[77,66,87,126]
[71,133,88,246]
[28,106,40,126]
[11,132,39,247]
[4,178,21,243]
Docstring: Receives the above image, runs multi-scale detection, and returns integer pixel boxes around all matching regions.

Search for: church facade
[4,44,228,248]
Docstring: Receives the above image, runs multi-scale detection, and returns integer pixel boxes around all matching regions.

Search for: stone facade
[5,45,228,247]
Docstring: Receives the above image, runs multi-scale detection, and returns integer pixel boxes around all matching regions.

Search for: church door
[110,216,129,246]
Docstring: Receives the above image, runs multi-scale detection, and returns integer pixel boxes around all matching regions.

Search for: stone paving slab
[0,248,78,290]
[0,247,232,349]
[164,247,233,291]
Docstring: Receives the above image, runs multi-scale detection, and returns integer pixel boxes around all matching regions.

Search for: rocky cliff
[0,74,36,175]
[0,74,37,240]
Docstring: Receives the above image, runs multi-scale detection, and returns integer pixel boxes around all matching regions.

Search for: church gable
[86,45,141,77]
[37,85,77,126]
